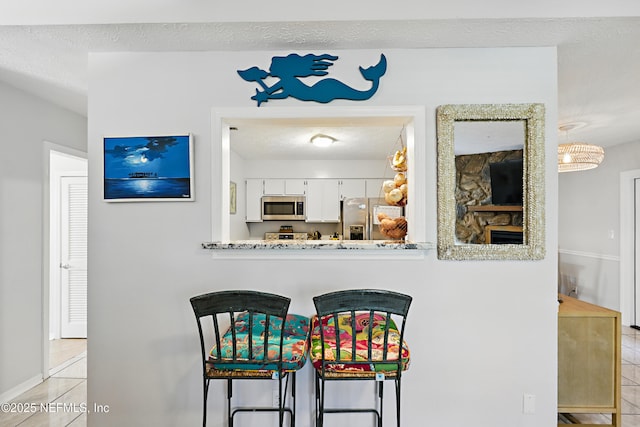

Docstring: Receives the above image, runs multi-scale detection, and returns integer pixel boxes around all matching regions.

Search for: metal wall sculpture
[237,53,387,106]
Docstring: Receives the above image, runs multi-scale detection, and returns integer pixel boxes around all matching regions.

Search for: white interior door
[60,176,88,338]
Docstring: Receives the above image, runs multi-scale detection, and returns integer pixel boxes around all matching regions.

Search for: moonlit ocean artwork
[103,134,193,201]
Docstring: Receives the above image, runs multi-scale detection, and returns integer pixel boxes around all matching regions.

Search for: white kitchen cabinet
[284,179,306,195]
[263,179,284,195]
[305,179,341,223]
[366,179,386,198]
[245,179,264,222]
[339,179,366,200]
[247,177,386,223]
[263,179,306,195]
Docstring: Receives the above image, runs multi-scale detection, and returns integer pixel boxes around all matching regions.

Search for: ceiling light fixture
[557,124,604,173]
[310,134,336,147]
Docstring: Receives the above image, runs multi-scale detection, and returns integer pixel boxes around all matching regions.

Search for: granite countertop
[202,240,432,250]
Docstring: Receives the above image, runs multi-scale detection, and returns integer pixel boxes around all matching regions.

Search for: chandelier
[557,124,604,173]
[557,143,605,172]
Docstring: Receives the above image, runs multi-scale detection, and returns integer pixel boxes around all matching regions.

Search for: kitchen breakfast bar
[202,240,431,250]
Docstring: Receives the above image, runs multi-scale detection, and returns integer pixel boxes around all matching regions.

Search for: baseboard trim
[558,248,620,262]
[0,374,42,404]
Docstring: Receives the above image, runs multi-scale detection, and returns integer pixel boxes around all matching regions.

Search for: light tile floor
[0,339,86,427]
[559,325,640,426]
[49,339,86,370]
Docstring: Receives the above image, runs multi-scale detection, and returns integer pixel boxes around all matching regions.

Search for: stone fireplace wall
[455,149,523,244]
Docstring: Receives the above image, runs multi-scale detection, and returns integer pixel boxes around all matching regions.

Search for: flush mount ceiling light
[557,124,605,173]
[310,134,337,147]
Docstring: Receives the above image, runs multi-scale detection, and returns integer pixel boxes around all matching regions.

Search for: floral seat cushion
[310,312,410,374]
[208,312,310,372]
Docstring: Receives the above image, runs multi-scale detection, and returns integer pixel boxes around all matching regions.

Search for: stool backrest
[313,289,412,375]
[190,290,291,370]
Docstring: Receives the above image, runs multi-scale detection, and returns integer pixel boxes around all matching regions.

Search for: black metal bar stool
[190,290,310,427]
[310,289,412,427]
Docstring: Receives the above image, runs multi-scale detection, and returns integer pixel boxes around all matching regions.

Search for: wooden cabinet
[558,294,621,427]
[305,179,340,223]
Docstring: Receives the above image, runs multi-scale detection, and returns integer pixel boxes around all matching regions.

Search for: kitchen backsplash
[247,221,341,240]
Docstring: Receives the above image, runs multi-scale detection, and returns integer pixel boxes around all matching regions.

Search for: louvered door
[60,176,88,338]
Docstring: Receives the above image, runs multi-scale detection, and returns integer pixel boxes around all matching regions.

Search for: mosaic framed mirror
[436,103,545,260]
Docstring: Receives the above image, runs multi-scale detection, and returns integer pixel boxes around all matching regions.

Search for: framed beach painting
[103,134,194,202]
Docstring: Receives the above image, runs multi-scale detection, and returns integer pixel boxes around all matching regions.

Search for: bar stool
[310,289,412,427]
[190,290,310,427]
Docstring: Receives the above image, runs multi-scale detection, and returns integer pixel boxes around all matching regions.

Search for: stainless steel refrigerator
[342,198,403,240]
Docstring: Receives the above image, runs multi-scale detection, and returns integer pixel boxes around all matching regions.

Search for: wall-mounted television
[489,158,523,205]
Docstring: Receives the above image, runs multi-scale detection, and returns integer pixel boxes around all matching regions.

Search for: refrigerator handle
[367,202,373,240]
[365,205,370,240]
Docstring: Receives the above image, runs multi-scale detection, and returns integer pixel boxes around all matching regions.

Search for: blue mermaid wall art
[237,53,387,106]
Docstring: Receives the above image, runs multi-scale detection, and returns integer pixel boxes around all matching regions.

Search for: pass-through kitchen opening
[223,109,421,245]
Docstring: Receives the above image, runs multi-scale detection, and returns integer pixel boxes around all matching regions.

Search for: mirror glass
[436,104,545,260]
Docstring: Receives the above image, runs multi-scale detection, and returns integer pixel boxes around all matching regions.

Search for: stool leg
[314,373,319,427]
[202,377,209,427]
[291,372,296,427]
[279,373,284,427]
[319,376,325,427]
[378,381,384,427]
[395,377,401,427]
[228,379,233,427]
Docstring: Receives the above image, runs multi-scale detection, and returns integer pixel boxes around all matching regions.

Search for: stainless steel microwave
[261,196,306,220]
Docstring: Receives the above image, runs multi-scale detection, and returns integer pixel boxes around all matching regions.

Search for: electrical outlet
[272,389,280,407]
[523,394,535,414]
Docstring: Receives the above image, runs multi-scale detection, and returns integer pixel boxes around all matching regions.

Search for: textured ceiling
[0,17,639,158]
[228,117,410,161]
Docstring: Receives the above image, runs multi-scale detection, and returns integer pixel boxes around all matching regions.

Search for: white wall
[87,47,558,426]
[243,159,393,179]
[229,149,249,240]
[559,139,640,317]
[0,81,87,400]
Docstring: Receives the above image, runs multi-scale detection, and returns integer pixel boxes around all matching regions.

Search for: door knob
[60,263,71,269]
